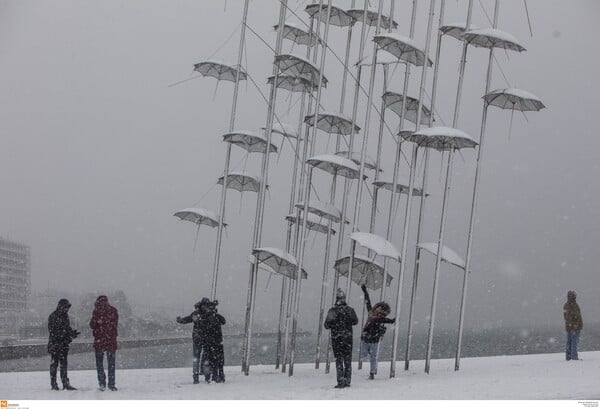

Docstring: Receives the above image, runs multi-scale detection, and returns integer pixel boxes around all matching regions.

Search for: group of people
[176,297,226,384]
[47,289,582,391]
[47,295,119,391]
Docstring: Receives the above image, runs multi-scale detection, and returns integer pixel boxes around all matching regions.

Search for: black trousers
[49,347,69,387]
[203,344,225,382]
[332,337,353,386]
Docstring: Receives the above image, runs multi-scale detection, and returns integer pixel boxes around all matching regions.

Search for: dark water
[2,324,599,373]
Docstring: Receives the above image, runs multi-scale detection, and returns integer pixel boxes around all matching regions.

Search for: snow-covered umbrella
[173,208,224,228]
[356,49,401,67]
[402,126,478,151]
[252,247,307,280]
[335,151,379,171]
[334,255,392,290]
[285,214,336,235]
[350,232,401,262]
[274,22,319,46]
[217,172,263,193]
[372,33,433,67]
[484,88,545,111]
[346,8,398,30]
[417,242,465,270]
[305,3,352,27]
[383,91,432,126]
[372,180,425,197]
[193,60,247,82]
[295,200,346,224]
[274,54,328,86]
[262,122,299,139]
[439,22,481,40]
[222,130,279,154]
[267,75,318,93]
[304,111,360,135]
[306,154,360,179]
[462,28,526,52]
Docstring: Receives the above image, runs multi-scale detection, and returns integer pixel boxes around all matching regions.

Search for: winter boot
[368,373,375,380]
[334,383,345,389]
[63,384,77,391]
[99,384,106,391]
[51,383,59,391]
[109,386,118,391]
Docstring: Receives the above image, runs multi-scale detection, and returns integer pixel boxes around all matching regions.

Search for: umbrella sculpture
[304,3,352,27]
[193,60,248,82]
[217,172,264,193]
[285,213,336,235]
[251,247,308,280]
[295,200,346,224]
[274,22,319,46]
[173,208,224,228]
[350,232,402,262]
[335,151,379,172]
[274,54,328,86]
[382,91,432,126]
[268,74,319,93]
[334,255,393,291]
[262,122,299,139]
[346,8,398,30]
[372,180,425,197]
[304,111,360,135]
[222,130,279,154]
[372,33,433,67]
[417,242,466,270]
[439,21,481,40]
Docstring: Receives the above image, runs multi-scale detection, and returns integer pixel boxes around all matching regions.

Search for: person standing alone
[563,290,583,361]
[89,295,119,391]
[324,288,358,388]
[47,298,80,390]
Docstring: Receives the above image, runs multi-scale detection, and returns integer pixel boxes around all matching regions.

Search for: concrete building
[0,237,31,338]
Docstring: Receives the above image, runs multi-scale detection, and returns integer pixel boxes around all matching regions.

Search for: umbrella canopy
[383,91,432,125]
[462,28,526,52]
[193,60,247,82]
[262,122,299,139]
[417,242,465,270]
[403,126,478,151]
[252,247,308,280]
[334,255,393,290]
[356,49,402,67]
[372,180,426,197]
[305,3,352,27]
[217,172,263,193]
[373,33,433,67]
[295,200,347,224]
[307,154,360,179]
[274,22,319,46]
[346,8,398,30]
[222,130,279,154]
[285,213,336,235]
[267,74,318,93]
[335,151,380,172]
[484,88,545,111]
[304,111,360,135]
[173,208,224,228]
[350,232,401,262]
[439,22,481,40]
[275,54,328,86]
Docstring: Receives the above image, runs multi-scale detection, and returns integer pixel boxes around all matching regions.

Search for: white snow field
[1,351,599,400]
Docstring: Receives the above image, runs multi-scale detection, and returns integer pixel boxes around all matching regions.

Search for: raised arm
[361,284,372,312]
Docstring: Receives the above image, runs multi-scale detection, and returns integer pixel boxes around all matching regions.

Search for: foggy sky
[1,0,599,336]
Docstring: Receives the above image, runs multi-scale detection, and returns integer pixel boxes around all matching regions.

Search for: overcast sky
[1,0,599,337]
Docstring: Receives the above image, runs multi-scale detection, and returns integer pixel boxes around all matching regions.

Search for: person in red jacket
[89,295,119,391]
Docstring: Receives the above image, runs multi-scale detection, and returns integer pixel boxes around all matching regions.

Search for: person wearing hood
[563,290,583,361]
[89,295,119,391]
[324,288,358,388]
[47,298,80,390]
[177,297,209,384]
[198,299,226,383]
[360,284,395,380]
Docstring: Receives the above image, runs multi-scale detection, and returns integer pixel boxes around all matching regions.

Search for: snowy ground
[1,351,599,400]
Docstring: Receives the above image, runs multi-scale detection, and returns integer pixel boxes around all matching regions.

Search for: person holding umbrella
[47,298,80,391]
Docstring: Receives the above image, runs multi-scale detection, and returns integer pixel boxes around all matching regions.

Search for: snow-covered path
[1,351,599,400]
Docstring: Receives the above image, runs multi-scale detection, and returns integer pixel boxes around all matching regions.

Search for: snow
[2,352,599,400]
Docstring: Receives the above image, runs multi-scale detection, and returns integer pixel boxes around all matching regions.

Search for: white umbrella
[295,200,346,224]
[304,3,352,27]
[273,22,319,46]
[417,243,465,270]
[267,75,318,93]
[262,122,299,139]
[383,91,432,126]
[304,111,360,135]
[462,28,526,52]
[285,214,336,235]
[372,180,425,197]
[193,60,247,82]
[356,49,401,67]
[373,33,433,67]
[173,208,224,228]
[403,126,478,151]
[350,232,401,262]
[306,154,360,179]
[484,88,545,111]
[439,22,481,40]
[274,54,328,86]
[217,172,263,193]
[252,247,307,280]
[346,8,398,30]
[335,151,379,171]
[334,255,393,290]
[222,130,279,154]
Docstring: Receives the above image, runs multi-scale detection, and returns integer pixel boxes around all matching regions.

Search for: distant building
[0,237,31,338]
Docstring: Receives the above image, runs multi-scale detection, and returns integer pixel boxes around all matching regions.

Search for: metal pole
[211,0,250,301]
[453,0,474,129]
[405,0,444,371]
[242,0,287,376]
[456,0,500,372]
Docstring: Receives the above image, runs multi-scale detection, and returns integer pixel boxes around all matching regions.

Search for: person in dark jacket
[199,300,226,383]
[324,288,358,388]
[177,297,209,384]
[360,284,395,379]
[47,298,80,390]
[89,295,119,391]
[563,290,583,361]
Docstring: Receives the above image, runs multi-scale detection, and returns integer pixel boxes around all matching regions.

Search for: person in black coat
[324,288,358,388]
[176,297,209,384]
[47,298,80,390]
[198,300,226,383]
[360,284,395,379]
